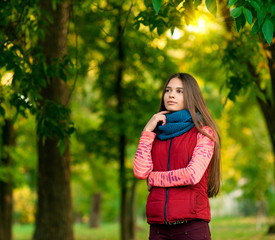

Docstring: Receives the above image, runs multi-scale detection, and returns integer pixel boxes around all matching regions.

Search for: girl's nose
[169,91,175,98]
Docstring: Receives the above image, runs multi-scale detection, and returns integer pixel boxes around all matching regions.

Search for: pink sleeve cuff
[141,131,156,138]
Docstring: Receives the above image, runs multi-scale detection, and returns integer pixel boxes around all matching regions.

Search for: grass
[13,217,275,240]
[210,217,275,240]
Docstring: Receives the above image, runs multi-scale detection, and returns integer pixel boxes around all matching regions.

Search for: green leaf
[271,5,275,16]
[262,18,274,45]
[228,0,238,8]
[68,126,75,135]
[157,25,165,35]
[251,20,260,34]
[205,0,217,16]
[59,68,67,82]
[236,14,246,31]
[152,0,162,14]
[58,139,67,155]
[170,27,175,36]
[0,105,5,117]
[243,8,253,25]
[255,86,266,103]
[257,9,266,26]
[231,7,243,18]
[249,1,261,11]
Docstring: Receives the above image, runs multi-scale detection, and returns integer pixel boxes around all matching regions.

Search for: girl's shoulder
[200,126,215,139]
[201,125,213,132]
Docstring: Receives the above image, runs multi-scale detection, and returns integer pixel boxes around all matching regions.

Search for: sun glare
[185,17,207,34]
[166,15,217,40]
[198,18,206,30]
[1,72,13,85]
[169,28,183,40]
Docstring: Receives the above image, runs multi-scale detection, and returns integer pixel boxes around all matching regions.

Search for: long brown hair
[159,73,221,197]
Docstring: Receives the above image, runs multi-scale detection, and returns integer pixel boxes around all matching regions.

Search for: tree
[0,119,15,240]
[0,0,77,238]
[218,1,275,231]
[0,1,37,238]
[33,1,74,239]
[218,0,275,181]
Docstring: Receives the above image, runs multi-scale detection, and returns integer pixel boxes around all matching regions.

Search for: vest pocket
[146,188,166,223]
[195,190,209,215]
[166,188,196,222]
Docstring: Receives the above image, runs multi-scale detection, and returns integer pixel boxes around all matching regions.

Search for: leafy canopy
[148,0,275,44]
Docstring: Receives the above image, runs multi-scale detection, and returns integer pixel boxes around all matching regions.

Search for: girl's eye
[177,90,183,93]
[165,89,171,92]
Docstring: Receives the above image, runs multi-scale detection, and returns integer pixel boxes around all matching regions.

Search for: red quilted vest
[146,126,211,224]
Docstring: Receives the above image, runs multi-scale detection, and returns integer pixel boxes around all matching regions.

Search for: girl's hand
[143,111,170,132]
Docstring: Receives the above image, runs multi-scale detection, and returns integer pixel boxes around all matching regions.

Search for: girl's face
[164,78,185,112]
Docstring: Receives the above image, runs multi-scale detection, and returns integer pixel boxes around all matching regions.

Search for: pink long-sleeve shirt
[133,126,215,187]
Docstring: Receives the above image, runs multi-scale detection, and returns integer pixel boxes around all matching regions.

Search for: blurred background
[0,0,275,240]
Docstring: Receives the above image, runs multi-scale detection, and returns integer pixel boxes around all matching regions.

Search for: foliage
[136,1,275,45]
[225,100,273,207]
[72,0,178,160]
[229,0,275,45]
[135,0,194,35]
[221,32,267,102]
[0,0,75,153]
[13,186,36,224]
[0,0,40,118]
[36,100,74,154]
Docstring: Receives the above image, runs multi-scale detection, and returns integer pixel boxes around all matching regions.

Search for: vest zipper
[164,138,173,221]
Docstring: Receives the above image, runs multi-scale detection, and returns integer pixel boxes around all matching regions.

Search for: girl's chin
[166,107,184,112]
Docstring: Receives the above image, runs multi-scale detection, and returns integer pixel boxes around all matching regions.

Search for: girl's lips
[167,101,176,104]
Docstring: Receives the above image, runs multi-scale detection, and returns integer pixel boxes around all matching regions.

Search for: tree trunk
[89,192,101,228]
[264,42,275,180]
[128,179,137,240]
[115,5,129,240]
[0,119,14,240]
[33,1,74,240]
[0,206,3,240]
[257,99,275,180]
[256,200,266,231]
[119,132,128,240]
[262,41,275,235]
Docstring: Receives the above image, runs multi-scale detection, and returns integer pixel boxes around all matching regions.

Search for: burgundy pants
[149,220,211,240]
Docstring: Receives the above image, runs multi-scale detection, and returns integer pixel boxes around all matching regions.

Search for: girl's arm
[133,110,169,179]
[148,126,215,187]
[133,131,156,179]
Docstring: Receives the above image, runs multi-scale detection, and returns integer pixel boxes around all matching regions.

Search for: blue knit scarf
[156,109,194,140]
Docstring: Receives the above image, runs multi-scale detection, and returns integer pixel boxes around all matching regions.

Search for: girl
[133,73,221,240]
